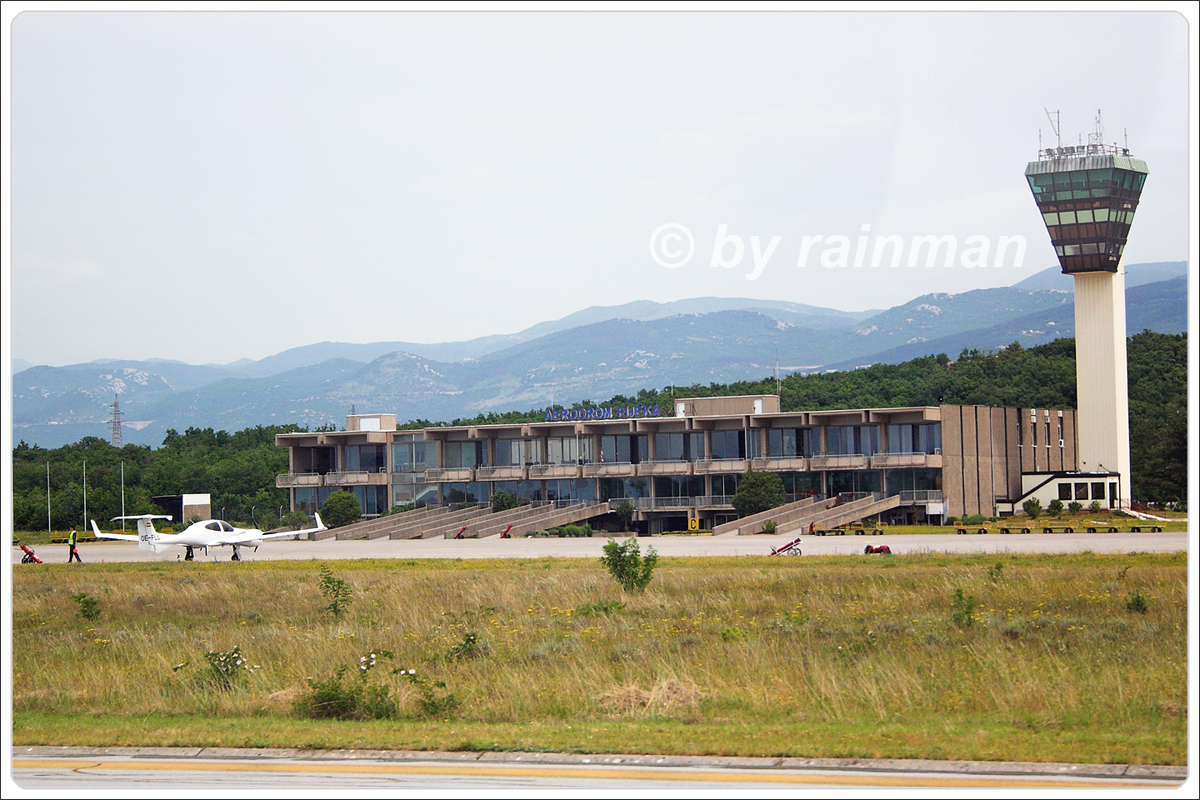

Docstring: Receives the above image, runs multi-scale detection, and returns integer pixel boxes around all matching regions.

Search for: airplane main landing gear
[185,546,194,561]
[231,545,242,562]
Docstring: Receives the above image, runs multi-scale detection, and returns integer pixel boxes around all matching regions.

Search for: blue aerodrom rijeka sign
[544,405,662,422]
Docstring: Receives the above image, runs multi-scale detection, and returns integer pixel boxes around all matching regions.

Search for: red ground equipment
[17,543,43,564]
[770,537,802,556]
[454,526,468,539]
[864,544,891,555]
[500,524,514,539]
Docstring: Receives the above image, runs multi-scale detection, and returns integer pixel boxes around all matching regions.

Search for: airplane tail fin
[314,513,326,531]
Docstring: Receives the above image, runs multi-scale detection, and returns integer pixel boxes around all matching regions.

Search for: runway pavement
[9,746,1188,792]
[12,529,1189,565]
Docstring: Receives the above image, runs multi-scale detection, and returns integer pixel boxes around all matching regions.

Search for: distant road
[12,530,1188,565]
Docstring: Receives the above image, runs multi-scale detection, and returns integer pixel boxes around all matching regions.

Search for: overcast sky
[7,8,1192,367]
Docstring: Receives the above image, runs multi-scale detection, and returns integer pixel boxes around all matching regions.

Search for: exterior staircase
[714,496,829,536]
[467,501,611,539]
[775,493,902,535]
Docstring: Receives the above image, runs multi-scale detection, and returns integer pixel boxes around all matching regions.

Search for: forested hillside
[11,332,1187,530]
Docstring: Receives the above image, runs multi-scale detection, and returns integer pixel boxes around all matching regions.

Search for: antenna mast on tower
[110,395,124,447]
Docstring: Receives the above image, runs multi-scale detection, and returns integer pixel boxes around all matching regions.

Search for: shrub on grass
[963,514,987,525]
[72,592,101,621]
[601,537,658,593]
[761,519,778,535]
[575,600,625,617]
[1048,499,1065,517]
[295,666,397,720]
[1125,589,1149,615]
[950,588,979,628]
[203,646,259,691]
[1068,502,1083,514]
[318,563,353,618]
[1089,500,1103,513]
[448,631,488,661]
[1022,498,1043,519]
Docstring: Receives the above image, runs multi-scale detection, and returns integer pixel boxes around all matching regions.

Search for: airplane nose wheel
[185,546,194,561]
[231,546,242,562]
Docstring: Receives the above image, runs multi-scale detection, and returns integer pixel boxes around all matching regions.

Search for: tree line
[11,331,1187,531]
[11,424,303,532]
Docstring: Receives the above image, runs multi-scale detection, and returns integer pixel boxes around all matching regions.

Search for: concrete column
[1073,270,1131,506]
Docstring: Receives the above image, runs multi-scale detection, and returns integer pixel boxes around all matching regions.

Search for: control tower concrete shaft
[1025,141,1148,507]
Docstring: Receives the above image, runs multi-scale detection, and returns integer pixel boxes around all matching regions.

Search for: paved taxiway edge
[11,745,1187,781]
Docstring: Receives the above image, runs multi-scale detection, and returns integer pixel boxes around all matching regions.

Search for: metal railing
[898,490,944,504]
[629,495,735,510]
[276,473,322,487]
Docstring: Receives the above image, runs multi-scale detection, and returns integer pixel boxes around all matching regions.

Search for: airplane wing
[91,520,139,542]
[268,512,327,540]
[219,514,328,546]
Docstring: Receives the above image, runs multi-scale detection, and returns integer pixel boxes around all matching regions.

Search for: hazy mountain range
[11,261,1188,449]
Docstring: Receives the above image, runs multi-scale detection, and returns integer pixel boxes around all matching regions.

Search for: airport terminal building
[276,396,1121,531]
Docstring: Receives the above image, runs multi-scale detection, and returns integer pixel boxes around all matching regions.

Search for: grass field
[11,551,1187,764]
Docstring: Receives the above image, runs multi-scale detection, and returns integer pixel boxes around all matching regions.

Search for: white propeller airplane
[90,513,327,561]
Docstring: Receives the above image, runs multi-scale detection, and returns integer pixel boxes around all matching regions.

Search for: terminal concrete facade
[275,397,1119,530]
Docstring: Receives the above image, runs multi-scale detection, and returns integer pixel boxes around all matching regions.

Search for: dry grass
[11,552,1187,763]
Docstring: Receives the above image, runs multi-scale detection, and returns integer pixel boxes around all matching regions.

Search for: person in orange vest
[67,527,82,563]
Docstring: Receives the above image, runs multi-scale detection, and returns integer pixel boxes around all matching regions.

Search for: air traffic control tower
[1025,124,1148,508]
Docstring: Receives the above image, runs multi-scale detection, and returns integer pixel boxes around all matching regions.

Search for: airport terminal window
[393,443,414,472]
[689,432,705,461]
[712,474,739,499]
[549,436,591,464]
[345,445,386,473]
[1091,482,1107,500]
[781,472,820,498]
[917,423,941,454]
[495,439,538,466]
[654,476,705,499]
[1074,483,1089,500]
[1059,483,1074,501]
[655,432,686,461]
[600,435,647,464]
[768,428,800,458]
[711,430,745,460]
[546,479,593,501]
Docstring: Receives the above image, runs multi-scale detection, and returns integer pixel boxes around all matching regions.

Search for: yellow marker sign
[688,518,700,531]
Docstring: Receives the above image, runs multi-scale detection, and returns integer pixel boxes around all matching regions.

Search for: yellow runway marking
[11,759,1176,789]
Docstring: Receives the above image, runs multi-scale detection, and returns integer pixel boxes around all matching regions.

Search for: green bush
[1048,499,1064,517]
[611,500,634,531]
[318,563,353,618]
[761,519,778,535]
[1068,501,1083,514]
[1125,588,1149,615]
[1089,500,1103,513]
[491,490,524,513]
[320,490,361,528]
[600,537,658,593]
[575,600,625,617]
[1022,498,1043,519]
[448,631,488,661]
[295,665,397,721]
[397,669,461,718]
[72,592,101,621]
[732,468,786,518]
[950,588,979,628]
[203,645,259,691]
[963,514,987,525]
[550,524,593,537]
